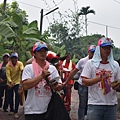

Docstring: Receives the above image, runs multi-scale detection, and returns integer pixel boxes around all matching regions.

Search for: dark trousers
[25,113,46,120]
[0,86,8,110]
[6,84,20,113]
[78,84,88,120]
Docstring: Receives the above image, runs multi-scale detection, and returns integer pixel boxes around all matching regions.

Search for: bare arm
[82,76,102,86]
[64,68,79,85]
[22,69,50,90]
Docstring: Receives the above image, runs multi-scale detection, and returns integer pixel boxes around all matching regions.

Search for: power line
[42,0,51,9]
[41,0,64,11]
[12,0,48,11]
[11,0,65,16]
[11,0,120,31]
[48,0,64,9]
[56,0,64,6]
[88,20,120,30]
[41,0,64,29]
[14,0,64,13]
[113,0,120,4]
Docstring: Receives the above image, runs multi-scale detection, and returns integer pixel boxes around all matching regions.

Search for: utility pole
[2,0,7,20]
[40,7,59,36]
[106,25,108,38]
[40,9,43,36]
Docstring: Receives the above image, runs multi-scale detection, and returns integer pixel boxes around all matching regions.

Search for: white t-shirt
[22,64,61,114]
[76,56,89,84]
[81,60,120,105]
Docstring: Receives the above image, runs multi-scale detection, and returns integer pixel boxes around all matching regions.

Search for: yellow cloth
[6,61,24,85]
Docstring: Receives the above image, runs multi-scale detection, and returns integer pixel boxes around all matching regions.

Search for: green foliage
[113,47,120,60]
[0,1,28,24]
[51,44,66,57]
[1,1,120,65]
[48,21,69,44]
[72,54,78,64]
[0,1,40,64]
[0,1,67,64]
[48,19,120,61]
[78,6,95,16]
[78,6,95,35]
[28,20,38,28]
[0,22,16,39]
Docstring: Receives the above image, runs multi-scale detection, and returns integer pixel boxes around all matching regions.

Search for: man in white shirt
[22,41,62,120]
[81,37,120,120]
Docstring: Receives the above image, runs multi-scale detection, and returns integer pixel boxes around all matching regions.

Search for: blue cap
[90,48,96,52]
[98,37,113,47]
[100,41,112,47]
[33,41,48,52]
[88,45,96,52]
[10,53,18,58]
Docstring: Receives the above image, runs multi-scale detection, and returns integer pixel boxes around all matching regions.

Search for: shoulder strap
[45,77,54,93]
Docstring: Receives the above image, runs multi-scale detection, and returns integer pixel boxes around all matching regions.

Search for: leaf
[5,20,18,28]
[29,20,38,28]
[24,37,40,42]
[0,23,16,38]
[23,27,39,35]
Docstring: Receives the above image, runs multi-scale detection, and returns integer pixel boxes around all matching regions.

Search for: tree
[78,6,95,36]
[47,6,120,61]
[0,1,28,25]
[0,1,64,63]
[0,1,40,63]
[48,9,85,57]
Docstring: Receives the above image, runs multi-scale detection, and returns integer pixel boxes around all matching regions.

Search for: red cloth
[60,60,75,85]
[60,60,75,111]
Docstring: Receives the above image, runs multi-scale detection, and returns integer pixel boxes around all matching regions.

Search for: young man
[0,53,10,112]
[63,45,96,120]
[81,37,120,120]
[6,52,24,118]
[22,41,62,120]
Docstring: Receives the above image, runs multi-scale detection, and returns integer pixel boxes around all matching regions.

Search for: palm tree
[78,6,95,36]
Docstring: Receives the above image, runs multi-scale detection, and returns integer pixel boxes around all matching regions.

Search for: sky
[1,0,120,48]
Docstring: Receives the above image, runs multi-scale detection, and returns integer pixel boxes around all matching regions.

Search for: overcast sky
[1,0,120,48]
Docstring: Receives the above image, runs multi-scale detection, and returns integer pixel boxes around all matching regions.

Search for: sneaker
[9,111,14,115]
[14,113,19,119]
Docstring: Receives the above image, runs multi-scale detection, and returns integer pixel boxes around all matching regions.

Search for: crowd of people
[0,37,120,120]
[0,52,24,118]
